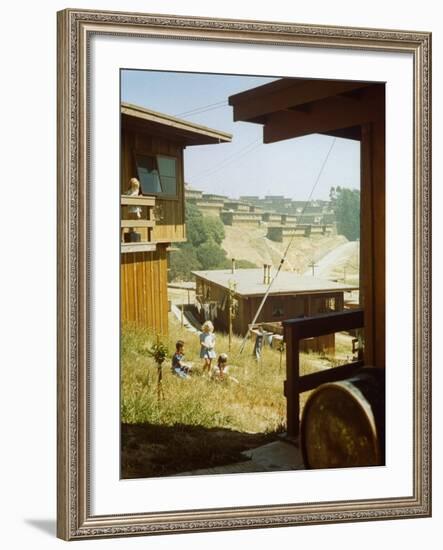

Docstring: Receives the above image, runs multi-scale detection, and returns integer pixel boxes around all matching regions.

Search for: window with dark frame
[135,154,178,197]
[272,298,284,318]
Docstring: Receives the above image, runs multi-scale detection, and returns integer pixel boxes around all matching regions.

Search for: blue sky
[121,70,360,200]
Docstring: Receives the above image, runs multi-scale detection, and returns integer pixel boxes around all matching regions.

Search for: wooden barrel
[301,368,385,469]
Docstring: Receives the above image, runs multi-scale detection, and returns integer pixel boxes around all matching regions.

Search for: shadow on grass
[121,423,281,479]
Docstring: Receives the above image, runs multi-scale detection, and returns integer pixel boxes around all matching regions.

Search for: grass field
[121,314,353,478]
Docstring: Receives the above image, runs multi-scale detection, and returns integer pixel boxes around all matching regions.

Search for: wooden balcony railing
[283,309,364,439]
[120,195,156,253]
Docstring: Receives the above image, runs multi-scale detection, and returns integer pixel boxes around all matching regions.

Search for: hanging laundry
[253,332,264,360]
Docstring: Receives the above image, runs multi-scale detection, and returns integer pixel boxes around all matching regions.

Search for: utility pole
[308,261,318,276]
[228,280,238,352]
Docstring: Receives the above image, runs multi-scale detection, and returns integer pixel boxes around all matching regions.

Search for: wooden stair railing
[283,309,364,439]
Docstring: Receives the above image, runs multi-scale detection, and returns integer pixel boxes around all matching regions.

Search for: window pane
[157,156,177,195]
[160,176,177,195]
[157,156,176,178]
[136,155,162,194]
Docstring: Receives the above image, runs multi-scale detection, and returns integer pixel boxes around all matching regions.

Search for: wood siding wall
[196,277,344,337]
[121,246,169,336]
[121,120,186,244]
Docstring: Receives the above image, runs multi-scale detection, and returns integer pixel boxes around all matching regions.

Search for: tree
[185,203,207,247]
[196,239,230,270]
[167,203,232,281]
[168,244,201,281]
[185,203,225,246]
[334,187,360,241]
[202,216,225,245]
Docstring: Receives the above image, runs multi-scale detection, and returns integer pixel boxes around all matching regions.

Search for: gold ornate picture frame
[57,8,431,540]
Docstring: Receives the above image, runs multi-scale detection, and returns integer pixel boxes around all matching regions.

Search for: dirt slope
[221,225,348,274]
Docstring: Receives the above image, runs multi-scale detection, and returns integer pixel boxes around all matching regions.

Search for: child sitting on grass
[210,353,239,384]
[171,340,192,379]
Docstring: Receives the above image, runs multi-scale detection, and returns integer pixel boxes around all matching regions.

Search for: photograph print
[119,69,385,479]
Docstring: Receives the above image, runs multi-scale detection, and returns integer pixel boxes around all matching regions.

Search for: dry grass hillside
[221,225,348,274]
[121,315,355,478]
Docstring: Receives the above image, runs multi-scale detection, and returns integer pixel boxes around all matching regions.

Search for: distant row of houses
[185,185,336,239]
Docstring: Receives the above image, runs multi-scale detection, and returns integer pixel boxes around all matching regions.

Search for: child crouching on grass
[171,340,192,380]
[210,353,239,384]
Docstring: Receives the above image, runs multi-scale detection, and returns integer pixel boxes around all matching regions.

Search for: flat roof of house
[192,268,357,297]
[121,102,232,146]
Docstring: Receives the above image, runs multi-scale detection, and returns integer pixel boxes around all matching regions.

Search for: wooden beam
[121,242,157,253]
[263,86,384,143]
[120,219,155,228]
[320,126,362,141]
[283,309,364,340]
[229,79,372,123]
[299,361,364,392]
[121,196,155,207]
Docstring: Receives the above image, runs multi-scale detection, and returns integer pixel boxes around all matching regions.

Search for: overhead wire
[239,137,338,354]
[175,100,229,118]
[190,138,263,182]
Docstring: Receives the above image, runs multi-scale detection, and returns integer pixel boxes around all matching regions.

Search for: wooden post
[372,116,386,369]
[228,296,232,352]
[284,323,300,439]
[279,341,284,373]
[360,123,374,366]
[228,280,237,352]
[157,364,164,402]
[360,107,385,369]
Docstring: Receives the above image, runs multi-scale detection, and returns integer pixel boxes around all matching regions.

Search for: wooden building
[261,212,283,225]
[184,184,203,202]
[120,103,231,335]
[194,200,225,217]
[193,267,356,341]
[229,77,385,439]
[267,224,332,242]
[281,213,298,225]
[223,201,250,212]
[219,211,262,227]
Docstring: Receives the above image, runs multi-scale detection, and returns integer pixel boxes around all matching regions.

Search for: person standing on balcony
[126,177,142,219]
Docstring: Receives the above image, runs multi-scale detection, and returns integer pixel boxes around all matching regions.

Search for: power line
[239,137,338,354]
[179,104,230,118]
[190,138,262,182]
[175,100,228,118]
